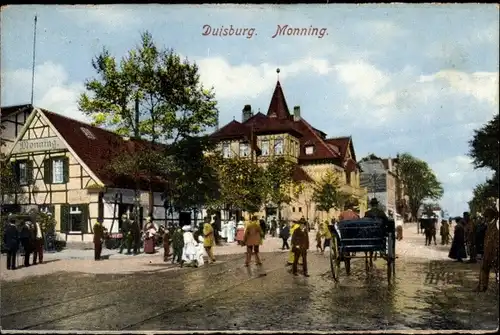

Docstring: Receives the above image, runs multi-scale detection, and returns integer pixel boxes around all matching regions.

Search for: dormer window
[80,127,96,140]
[305,145,314,155]
[239,142,249,157]
[222,143,231,158]
[274,138,283,155]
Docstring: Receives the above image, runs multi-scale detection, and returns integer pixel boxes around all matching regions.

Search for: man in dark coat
[171,225,184,264]
[3,219,20,270]
[464,212,477,263]
[279,221,290,250]
[93,218,106,261]
[130,215,142,255]
[259,216,267,238]
[364,198,389,224]
[270,218,277,237]
[449,217,467,262]
[291,220,309,277]
[19,221,33,267]
[476,207,499,292]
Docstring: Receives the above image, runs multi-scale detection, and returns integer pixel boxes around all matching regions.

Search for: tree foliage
[312,171,349,213]
[263,156,296,218]
[468,181,497,216]
[78,31,218,142]
[0,158,20,202]
[396,153,444,220]
[215,157,267,214]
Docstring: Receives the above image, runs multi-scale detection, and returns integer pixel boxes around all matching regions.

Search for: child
[315,229,323,252]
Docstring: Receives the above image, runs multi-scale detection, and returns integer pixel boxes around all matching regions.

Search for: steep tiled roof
[267,81,291,119]
[295,118,340,162]
[42,110,166,190]
[210,120,251,140]
[1,104,33,120]
[325,137,354,160]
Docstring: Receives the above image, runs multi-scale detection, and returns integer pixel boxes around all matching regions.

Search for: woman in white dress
[220,221,227,241]
[181,225,197,267]
[195,236,205,266]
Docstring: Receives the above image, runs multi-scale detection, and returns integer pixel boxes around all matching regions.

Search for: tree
[468,114,499,173]
[216,157,266,215]
[78,31,218,216]
[468,181,497,216]
[263,156,295,220]
[396,153,444,221]
[312,171,344,216]
[293,182,314,221]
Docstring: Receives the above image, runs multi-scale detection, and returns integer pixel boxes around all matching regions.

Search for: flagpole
[30,15,38,105]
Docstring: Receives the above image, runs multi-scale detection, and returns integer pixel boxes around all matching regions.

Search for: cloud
[418,70,499,106]
[196,56,332,100]
[1,61,87,122]
[56,5,141,30]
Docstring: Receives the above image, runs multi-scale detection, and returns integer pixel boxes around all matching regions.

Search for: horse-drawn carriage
[329,217,397,284]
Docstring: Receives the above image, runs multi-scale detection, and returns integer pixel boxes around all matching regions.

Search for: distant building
[210,78,367,222]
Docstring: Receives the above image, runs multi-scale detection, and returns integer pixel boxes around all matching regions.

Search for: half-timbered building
[2,107,200,246]
[210,79,368,221]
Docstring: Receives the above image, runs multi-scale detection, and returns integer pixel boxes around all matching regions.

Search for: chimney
[388,157,393,172]
[242,104,252,123]
[293,106,301,121]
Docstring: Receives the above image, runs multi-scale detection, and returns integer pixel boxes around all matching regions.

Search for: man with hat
[119,214,132,254]
[93,218,106,261]
[291,219,310,277]
[476,207,499,292]
[364,198,390,224]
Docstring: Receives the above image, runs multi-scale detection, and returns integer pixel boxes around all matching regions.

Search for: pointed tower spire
[267,69,291,119]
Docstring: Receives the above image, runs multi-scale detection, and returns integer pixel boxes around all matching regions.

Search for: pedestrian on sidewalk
[448,217,467,262]
[271,218,278,238]
[288,221,302,266]
[321,220,332,254]
[32,219,44,265]
[315,229,323,252]
[291,220,309,277]
[440,219,450,245]
[19,221,32,267]
[204,218,216,263]
[4,218,19,270]
[236,219,245,246]
[131,214,142,255]
[464,212,477,263]
[227,217,236,243]
[259,216,267,240]
[162,226,171,262]
[171,225,184,264]
[181,225,197,267]
[279,221,290,250]
[93,218,106,261]
[243,215,263,267]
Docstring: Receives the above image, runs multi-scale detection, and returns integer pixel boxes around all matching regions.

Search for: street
[1,224,498,331]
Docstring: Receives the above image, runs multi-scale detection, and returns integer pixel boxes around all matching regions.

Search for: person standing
[288,221,302,266]
[279,221,290,250]
[93,218,105,261]
[32,219,44,265]
[291,220,310,277]
[171,225,184,264]
[119,214,131,254]
[321,220,332,254]
[204,218,216,263]
[162,226,171,262]
[339,204,359,221]
[259,216,267,239]
[449,217,467,262]
[181,225,198,267]
[476,207,499,292]
[4,219,19,270]
[131,215,142,255]
[315,229,323,253]
[271,218,278,238]
[19,221,32,267]
[227,217,236,243]
[464,212,477,263]
[440,219,450,245]
[243,215,263,267]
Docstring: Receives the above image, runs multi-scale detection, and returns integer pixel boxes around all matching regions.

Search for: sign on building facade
[12,137,65,154]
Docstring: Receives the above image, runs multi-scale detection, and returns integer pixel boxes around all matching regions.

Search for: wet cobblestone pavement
[1,248,498,331]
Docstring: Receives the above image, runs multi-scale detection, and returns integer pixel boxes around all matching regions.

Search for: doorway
[179,211,191,228]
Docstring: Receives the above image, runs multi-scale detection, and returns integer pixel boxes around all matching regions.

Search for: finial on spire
[276,68,280,81]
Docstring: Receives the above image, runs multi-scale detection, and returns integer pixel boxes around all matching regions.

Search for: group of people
[3,217,45,270]
[448,207,499,292]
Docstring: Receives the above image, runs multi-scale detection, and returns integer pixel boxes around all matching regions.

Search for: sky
[1,4,498,217]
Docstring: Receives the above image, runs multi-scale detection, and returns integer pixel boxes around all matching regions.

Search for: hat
[182,225,192,232]
[369,198,379,206]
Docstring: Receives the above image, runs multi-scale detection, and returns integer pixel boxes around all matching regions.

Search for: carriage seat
[334,218,389,252]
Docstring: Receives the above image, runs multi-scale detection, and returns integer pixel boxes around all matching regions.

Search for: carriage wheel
[330,237,341,281]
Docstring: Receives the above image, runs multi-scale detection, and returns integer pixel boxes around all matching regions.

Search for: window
[69,206,83,232]
[274,138,283,155]
[299,207,302,213]
[44,157,69,184]
[52,159,64,184]
[261,140,269,156]
[80,127,96,140]
[222,143,231,158]
[239,142,249,157]
[345,171,351,185]
[305,145,314,155]
[292,207,296,212]
[18,161,28,185]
